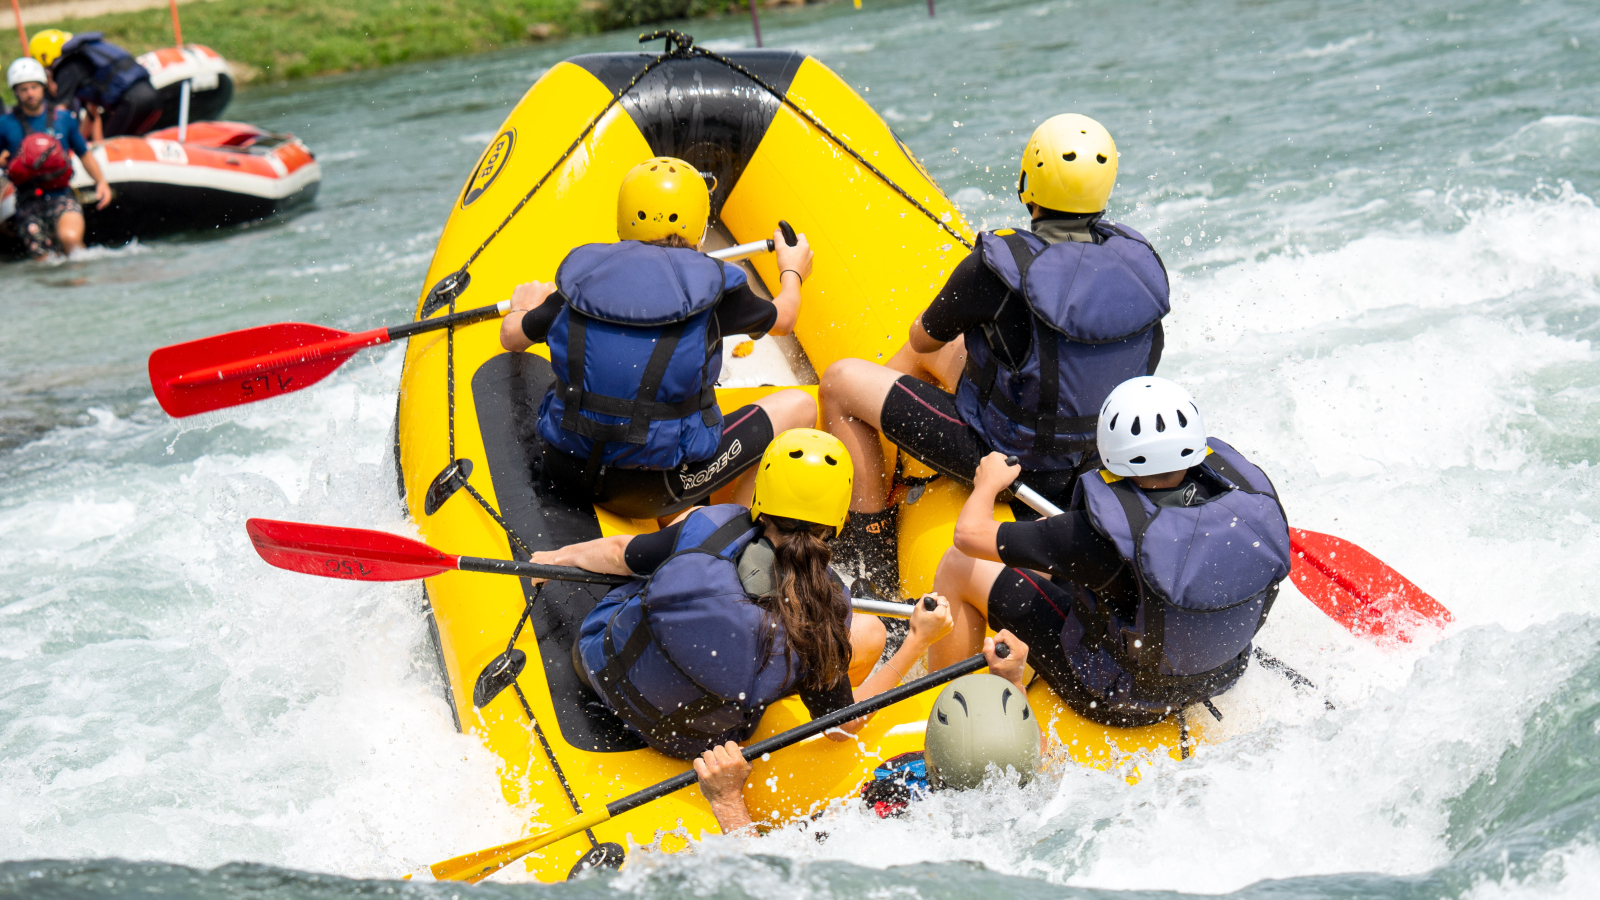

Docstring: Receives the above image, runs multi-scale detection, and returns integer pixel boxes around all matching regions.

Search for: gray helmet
[924,673,1041,790]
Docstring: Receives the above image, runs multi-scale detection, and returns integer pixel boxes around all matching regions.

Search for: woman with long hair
[535,428,953,759]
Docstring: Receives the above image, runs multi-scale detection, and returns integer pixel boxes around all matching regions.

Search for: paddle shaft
[169,300,512,388]
[457,555,924,618]
[608,647,997,816]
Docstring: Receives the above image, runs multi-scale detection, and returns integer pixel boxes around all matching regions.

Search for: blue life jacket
[576,505,807,759]
[1062,439,1291,722]
[537,241,736,472]
[59,32,149,108]
[955,223,1169,472]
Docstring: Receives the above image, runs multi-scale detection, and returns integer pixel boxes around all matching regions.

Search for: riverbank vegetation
[34,0,780,85]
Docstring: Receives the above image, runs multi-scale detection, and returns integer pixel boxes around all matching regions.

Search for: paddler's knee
[818,357,900,418]
[752,387,817,432]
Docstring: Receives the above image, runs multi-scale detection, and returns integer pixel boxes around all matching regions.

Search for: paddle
[246,517,930,619]
[1003,462,1451,641]
[431,642,1007,883]
[148,224,799,418]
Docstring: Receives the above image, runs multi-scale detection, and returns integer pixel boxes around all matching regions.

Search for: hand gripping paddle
[1001,457,1451,642]
[148,222,800,418]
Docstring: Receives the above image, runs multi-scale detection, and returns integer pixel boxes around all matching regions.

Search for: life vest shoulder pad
[556,241,726,326]
[976,222,1170,343]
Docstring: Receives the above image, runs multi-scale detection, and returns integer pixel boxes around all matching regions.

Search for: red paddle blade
[148,323,365,417]
[246,518,460,581]
[1289,528,1452,641]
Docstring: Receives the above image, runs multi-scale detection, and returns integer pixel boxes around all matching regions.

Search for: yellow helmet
[29,30,71,69]
[616,157,710,244]
[749,428,853,533]
[1016,113,1118,214]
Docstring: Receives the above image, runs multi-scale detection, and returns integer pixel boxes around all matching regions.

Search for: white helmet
[7,57,47,89]
[1097,376,1208,477]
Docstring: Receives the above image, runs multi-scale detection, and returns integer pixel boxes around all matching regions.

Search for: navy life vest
[575,505,817,759]
[955,223,1169,472]
[1063,438,1291,723]
[537,241,734,473]
[58,32,149,108]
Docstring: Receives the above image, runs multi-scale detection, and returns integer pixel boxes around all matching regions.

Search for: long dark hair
[755,515,852,691]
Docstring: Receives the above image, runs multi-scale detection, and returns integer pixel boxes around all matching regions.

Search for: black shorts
[987,568,1167,728]
[543,404,774,520]
[878,376,1079,509]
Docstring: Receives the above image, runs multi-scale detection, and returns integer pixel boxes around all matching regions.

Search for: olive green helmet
[924,673,1041,790]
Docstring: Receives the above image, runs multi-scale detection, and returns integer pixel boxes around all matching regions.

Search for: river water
[3,0,1599,896]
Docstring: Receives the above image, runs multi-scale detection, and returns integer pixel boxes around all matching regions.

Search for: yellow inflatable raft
[396,37,1197,882]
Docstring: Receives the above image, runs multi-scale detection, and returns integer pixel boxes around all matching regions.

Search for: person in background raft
[1,58,111,260]
[501,156,818,521]
[925,377,1292,727]
[534,429,957,759]
[29,30,160,139]
[819,114,1170,591]
[695,635,1041,833]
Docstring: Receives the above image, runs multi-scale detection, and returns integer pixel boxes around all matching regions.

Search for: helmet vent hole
[650,165,658,171]
[1108,413,1118,431]
[951,691,968,714]
[1176,409,1188,427]
[1022,706,1031,720]
[1130,416,1141,436]
[1155,414,1166,433]
[668,213,678,222]
[788,449,804,459]
[636,211,646,220]
[1036,161,1044,167]
[936,710,948,725]
[1096,154,1108,163]
[824,455,837,466]
[1181,448,1194,457]
[1001,688,1012,712]
[1130,455,1147,465]
[1062,151,1077,161]
[668,166,676,172]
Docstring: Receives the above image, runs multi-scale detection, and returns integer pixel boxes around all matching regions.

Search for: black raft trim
[471,351,649,753]
[566,50,804,220]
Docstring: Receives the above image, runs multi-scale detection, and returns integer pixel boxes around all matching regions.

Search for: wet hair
[754,514,851,691]
[644,233,695,249]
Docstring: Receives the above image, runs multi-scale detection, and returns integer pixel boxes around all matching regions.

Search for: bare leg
[55,210,86,255]
[926,548,1006,671]
[729,388,816,507]
[848,613,887,686]
[884,334,967,392]
[818,358,905,512]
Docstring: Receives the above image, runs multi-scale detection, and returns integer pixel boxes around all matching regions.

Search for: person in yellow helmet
[501,157,817,520]
[31,29,161,138]
[817,114,1170,592]
[531,429,955,759]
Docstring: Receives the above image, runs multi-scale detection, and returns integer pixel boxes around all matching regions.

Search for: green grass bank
[23,0,774,87]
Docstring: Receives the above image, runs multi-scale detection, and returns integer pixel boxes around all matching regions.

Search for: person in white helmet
[2,57,111,259]
[927,377,1293,728]
[817,114,1169,596]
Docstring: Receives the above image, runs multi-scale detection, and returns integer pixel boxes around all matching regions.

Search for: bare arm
[500,281,559,352]
[766,227,812,336]
[529,533,633,577]
[952,452,1018,562]
[694,742,755,835]
[907,315,947,354]
[78,148,111,210]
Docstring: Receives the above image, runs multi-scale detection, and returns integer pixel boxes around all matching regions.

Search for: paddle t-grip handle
[778,220,798,246]
[1000,455,1065,517]
[994,641,1011,659]
[923,595,938,611]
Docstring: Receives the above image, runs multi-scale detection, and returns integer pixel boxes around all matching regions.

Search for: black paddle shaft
[387,302,507,341]
[457,555,633,586]
[611,644,1009,815]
